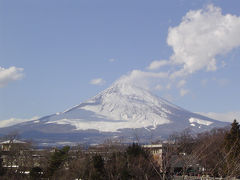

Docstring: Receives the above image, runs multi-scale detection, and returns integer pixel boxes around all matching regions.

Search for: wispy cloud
[90,78,106,86]
[147,60,169,70]
[117,5,240,97]
[155,84,163,91]
[116,70,168,89]
[0,66,24,87]
[177,80,186,88]
[198,111,240,123]
[108,58,116,63]
[0,116,39,128]
[180,88,189,96]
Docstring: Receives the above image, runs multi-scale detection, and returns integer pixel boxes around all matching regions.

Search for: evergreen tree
[30,167,43,179]
[92,154,104,174]
[47,146,70,177]
[223,119,240,176]
[126,143,148,158]
[90,154,106,180]
[224,119,240,157]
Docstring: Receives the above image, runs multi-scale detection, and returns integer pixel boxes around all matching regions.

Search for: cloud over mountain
[90,78,106,85]
[167,4,240,78]
[119,5,240,96]
[0,66,24,87]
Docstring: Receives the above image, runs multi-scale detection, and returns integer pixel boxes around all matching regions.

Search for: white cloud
[198,111,240,123]
[0,116,39,128]
[155,84,163,91]
[221,61,226,68]
[180,88,189,96]
[167,4,240,78]
[147,60,169,70]
[109,58,116,62]
[115,5,240,98]
[166,83,171,90]
[90,78,106,85]
[177,80,186,88]
[116,70,168,89]
[0,66,24,87]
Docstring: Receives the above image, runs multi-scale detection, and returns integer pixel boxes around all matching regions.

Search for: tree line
[0,120,239,179]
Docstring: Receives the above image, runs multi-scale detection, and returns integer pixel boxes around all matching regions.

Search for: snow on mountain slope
[46,82,171,131]
[189,117,213,126]
[0,80,229,145]
[38,81,224,132]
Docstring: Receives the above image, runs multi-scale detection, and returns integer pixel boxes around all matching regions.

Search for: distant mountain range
[0,81,228,146]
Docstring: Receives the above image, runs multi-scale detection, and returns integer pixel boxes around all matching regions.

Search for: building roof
[142,144,163,148]
[0,139,27,144]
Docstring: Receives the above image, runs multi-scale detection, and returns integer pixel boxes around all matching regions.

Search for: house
[142,144,164,166]
[142,143,200,175]
[0,139,28,151]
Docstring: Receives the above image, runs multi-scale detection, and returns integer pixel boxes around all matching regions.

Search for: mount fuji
[0,81,228,145]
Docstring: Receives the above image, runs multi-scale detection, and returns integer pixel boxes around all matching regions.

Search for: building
[142,144,164,166]
[0,139,28,151]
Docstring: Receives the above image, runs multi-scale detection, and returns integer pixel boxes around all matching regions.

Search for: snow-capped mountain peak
[41,81,223,133]
[49,82,175,132]
[0,81,228,145]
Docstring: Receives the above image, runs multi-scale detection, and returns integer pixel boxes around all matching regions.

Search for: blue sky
[0,0,240,123]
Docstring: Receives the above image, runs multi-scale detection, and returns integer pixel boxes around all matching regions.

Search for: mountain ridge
[0,81,229,145]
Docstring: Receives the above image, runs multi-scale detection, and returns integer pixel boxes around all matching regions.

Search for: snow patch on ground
[189,117,213,126]
[46,116,170,132]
